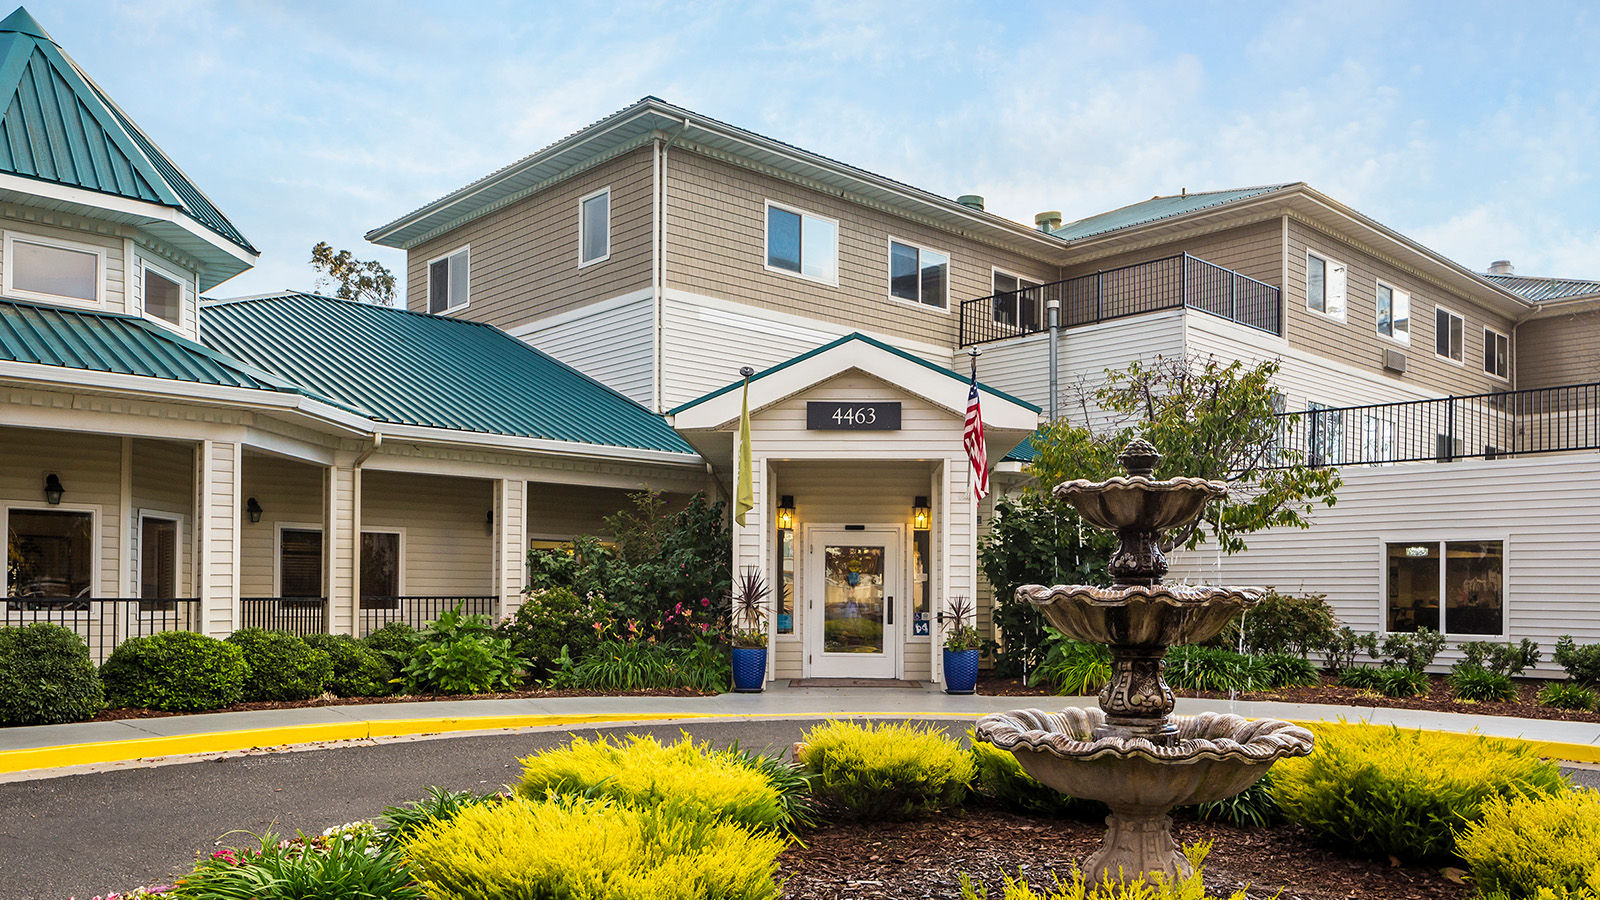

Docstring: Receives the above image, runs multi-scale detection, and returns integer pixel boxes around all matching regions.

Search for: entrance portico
[669,333,1039,684]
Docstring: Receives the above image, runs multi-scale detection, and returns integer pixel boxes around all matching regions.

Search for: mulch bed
[779,806,1467,900]
[91,686,712,721]
[976,673,1600,725]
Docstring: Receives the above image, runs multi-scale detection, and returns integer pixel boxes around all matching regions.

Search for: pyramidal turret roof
[0,7,255,257]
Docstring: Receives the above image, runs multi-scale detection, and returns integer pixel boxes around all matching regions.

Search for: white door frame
[802,524,902,679]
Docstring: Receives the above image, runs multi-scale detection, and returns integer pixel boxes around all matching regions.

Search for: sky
[36,0,1600,298]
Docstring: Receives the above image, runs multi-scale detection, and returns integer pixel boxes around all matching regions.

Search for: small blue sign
[913,611,930,636]
[777,613,793,633]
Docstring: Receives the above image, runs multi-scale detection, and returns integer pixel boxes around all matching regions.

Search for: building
[4,9,1597,680]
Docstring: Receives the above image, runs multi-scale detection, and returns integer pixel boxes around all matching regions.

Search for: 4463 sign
[806,401,902,431]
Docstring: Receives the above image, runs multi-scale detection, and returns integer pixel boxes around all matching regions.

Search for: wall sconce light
[775,495,795,531]
[43,473,64,505]
[912,496,931,531]
[246,497,263,523]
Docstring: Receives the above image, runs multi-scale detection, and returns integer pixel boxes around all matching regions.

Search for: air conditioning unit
[1383,348,1407,373]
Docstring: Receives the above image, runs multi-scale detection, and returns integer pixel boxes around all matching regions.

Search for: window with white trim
[6,508,93,598]
[1307,401,1344,466]
[1483,327,1509,380]
[8,235,102,304]
[427,247,469,314]
[1385,540,1503,635]
[992,270,1043,328]
[579,188,610,266]
[142,264,182,328]
[278,527,324,599]
[765,203,837,283]
[1306,250,1346,319]
[1376,280,1409,343]
[1435,306,1464,362]
[888,240,949,309]
[139,514,179,610]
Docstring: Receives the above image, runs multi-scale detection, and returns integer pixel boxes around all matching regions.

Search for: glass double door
[805,528,900,678]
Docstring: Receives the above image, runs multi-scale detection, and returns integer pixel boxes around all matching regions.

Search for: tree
[309,242,397,306]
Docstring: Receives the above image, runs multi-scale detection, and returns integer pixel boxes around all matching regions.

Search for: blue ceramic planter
[731,646,767,692]
[943,648,980,694]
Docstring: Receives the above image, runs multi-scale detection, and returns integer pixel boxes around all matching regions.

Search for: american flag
[964,372,989,500]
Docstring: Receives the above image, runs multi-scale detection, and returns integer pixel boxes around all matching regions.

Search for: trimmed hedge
[0,623,104,725]
[101,631,248,711]
[226,629,333,702]
[302,633,393,697]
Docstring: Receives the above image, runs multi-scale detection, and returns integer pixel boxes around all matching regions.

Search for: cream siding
[128,246,201,343]
[495,478,527,618]
[198,440,241,636]
[0,426,121,598]
[130,438,196,599]
[513,290,656,405]
[238,453,325,599]
[1063,219,1283,288]
[360,470,494,600]
[1517,310,1600,390]
[326,464,356,634]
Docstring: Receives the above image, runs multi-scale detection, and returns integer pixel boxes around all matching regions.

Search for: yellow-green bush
[1270,723,1566,863]
[798,720,973,820]
[515,734,790,831]
[1457,788,1600,899]
[959,843,1248,900]
[404,796,786,900]
[969,734,1094,818]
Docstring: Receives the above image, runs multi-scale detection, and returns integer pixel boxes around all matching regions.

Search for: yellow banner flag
[734,372,754,527]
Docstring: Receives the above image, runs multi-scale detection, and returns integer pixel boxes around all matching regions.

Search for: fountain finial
[1118,438,1161,477]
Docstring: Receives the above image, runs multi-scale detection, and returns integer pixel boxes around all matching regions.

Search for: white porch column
[494,478,527,620]
[197,439,242,637]
[936,454,979,683]
[326,460,357,635]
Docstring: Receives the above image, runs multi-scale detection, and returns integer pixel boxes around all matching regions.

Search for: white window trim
[1483,325,1511,382]
[1379,536,1509,640]
[577,186,612,269]
[991,266,1043,325]
[1374,278,1410,345]
[135,510,184,604]
[274,522,325,598]
[885,236,951,313]
[425,244,471,315]
[1,502,101,600]
[138,258,188,335]
[360,526,406,598]
[2,230,108,308]
[1304,248,1346,323]
[762,199,840,287]
[1433,304,1466,365]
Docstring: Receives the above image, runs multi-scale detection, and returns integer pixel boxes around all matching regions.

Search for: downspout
[654,117,691,413]
[1046,297,1060,421]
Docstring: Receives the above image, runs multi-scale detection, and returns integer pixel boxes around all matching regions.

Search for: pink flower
[700,598,710,607]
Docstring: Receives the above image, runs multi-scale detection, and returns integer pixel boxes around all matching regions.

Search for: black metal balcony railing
[240,597,329,636]
[960,253,1282,347]
[1266,381,1600,469]
[1,597,201,662]
[357,595,498,637]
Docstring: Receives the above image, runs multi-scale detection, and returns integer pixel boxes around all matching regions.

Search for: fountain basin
[1021,583,1262,647]
[1055,475,1226,533]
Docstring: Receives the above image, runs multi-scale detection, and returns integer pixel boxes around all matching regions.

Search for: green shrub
[1376,666,1431,698]
[1249,653,1321,689]
[1165,645,1250,692]
[1336,665,1383,690]
[969,735,1093,817]
[959,843,1249,900]
[552,635,730,693]
[225,628,333,702]
[380,787,503,842]
[360,622,417,670]
[1322,627,1378,672]
[499,586,602,677]
[798,720,973,820]
[0,623,104,725]
[1271,723,1567,863]
[1459,639,1542,677]
[101,631,248,711]
[1538,682,1599,711]
[1450,665,1518,702]
[302,633,392,697]
[1555,636,1600,685]
[1190,772,1281,828]
[1028,631,1111,695]
[1457,788,1600,900]
[170,825,421,900]
[403,797,786,900]
[1221,589,1337,658]
[400,608,520,694]
[1378,627,1447,672]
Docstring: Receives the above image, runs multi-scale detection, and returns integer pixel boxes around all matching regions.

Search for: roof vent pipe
[1035,210,1063,232]
[957,194,985,210]
[1488,260,1515,276]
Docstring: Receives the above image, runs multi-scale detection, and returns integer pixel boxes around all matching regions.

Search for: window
[579,188,610,266]
[765,203,837,283]
[6,508,93,598]
[427,247,469,314]
[1484,327,1509,380]
[1307,402,1344,466]
[1306,250,1346,320]
[142,264,182,328]
[1362,412,1394,465]
[1376,281,1410,343]
[6,234,102,304]
[360,531,401,609]
[1435,306,1464,362]
[278,527,323,599]
[138,515,179,609]
[888,240,949,309]
[992,270,1043,329]
[1386,540,1503,635]
[775,528,794,635]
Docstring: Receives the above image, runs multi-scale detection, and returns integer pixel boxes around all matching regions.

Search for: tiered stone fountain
[976,439,1314,882]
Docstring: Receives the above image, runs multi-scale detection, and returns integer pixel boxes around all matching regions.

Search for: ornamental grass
[1456,787,1600,900]
[797,720,973,820]
[958,843,1249,900]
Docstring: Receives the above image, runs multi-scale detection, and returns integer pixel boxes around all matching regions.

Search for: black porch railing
[1,597,200,662]
[357,596,498,636]
[240,597,329,636]
[1266,381,1600,469]
[959,253,1282,346]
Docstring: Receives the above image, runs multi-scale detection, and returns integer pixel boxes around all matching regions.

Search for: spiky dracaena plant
[942,595,983,652]
[731,566,770,649]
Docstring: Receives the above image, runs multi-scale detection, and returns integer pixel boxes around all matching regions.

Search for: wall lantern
[912,496,931,531]
[43,473,64,505]
[775,495,795,531]
[487,509,495,535]
[246,497,263,523]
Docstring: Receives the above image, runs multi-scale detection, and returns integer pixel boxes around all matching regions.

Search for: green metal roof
[201,293,695,454]
[668,331,1041,416]
[1483,272,1600,304]
[1002,432,1038,463]
[0,7,255,254]
[1053,185,1294,241]
[0,297,283,390]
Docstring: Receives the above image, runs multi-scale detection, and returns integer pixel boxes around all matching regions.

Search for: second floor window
[1306,250,1346,320]
[1484,327,1509,379]
[889,240,949,309]
[580,188,610,266]
[1435,306,1464,363]
[428,247,469,314]
[992,270,1043,329]
[8,235,101,304]
[143,265,182,328]
[766,202,837,283]
[1376,281,1409,342]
